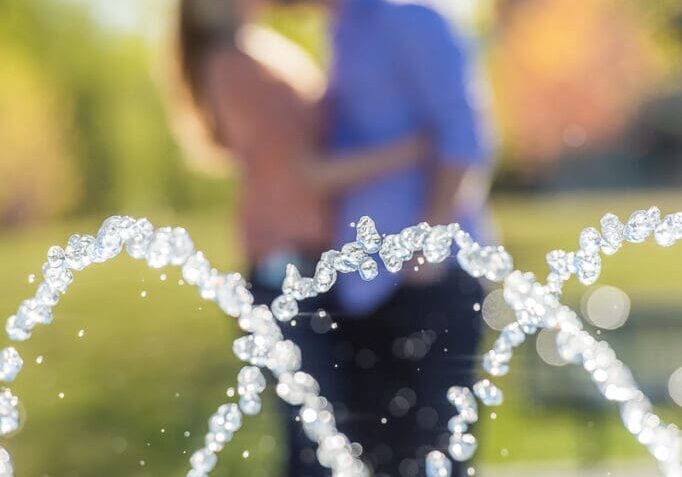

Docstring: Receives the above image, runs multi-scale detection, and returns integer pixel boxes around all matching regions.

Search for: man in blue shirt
[326,0,489,311]
[326,2,490,477]
[279,0,490,476]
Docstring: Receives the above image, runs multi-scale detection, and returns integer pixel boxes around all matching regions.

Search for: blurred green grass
[494,190,682,304]
[0,192,680,476]
[483,191,682,465]
[0,209,283,477]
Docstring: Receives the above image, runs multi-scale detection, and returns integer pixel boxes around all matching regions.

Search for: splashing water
[0,209,680,476]
[481,207,682,477]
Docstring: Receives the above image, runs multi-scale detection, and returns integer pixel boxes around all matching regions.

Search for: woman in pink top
[177,1,425,474]
[201,45,331,261]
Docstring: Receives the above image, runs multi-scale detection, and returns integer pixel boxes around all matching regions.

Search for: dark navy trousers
[250,266,483,477]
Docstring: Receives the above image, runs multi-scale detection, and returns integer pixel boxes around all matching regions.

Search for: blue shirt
[326,0,489,313]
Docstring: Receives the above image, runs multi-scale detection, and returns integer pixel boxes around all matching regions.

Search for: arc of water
[1,209,680,476]
[477,207,682,477]
[0,215,512,477]
[0,216,370,477]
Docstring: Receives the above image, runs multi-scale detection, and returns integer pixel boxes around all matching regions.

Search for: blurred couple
[178,0,491,476]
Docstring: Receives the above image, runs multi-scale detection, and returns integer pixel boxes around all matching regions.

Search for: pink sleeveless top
[203,48,331,262]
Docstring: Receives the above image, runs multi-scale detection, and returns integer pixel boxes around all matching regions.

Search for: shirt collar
[337,0,377,17]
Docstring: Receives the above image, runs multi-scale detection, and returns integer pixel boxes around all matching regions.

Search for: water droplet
[140,290,147,298]
[425,450,452,477]
[27,274,36,284]
[0,347,23,382]
[473,379,503,407]
[449,433,477,461]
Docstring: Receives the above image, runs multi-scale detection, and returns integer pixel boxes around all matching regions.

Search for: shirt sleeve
[391,5,486,167]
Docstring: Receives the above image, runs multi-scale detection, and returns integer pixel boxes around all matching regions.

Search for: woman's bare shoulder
[203,42,318,154]
[237,24,326,102]
[205,47,267,92]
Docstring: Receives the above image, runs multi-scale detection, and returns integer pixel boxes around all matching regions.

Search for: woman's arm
[300,133,427,195]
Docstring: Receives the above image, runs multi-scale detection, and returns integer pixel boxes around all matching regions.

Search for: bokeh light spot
[536,329,568,367]
[583,286,631,330]
[668,367,682,407]
[481,289,516,331]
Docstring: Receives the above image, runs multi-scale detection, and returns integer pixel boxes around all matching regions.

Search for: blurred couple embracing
[177,0,492,475]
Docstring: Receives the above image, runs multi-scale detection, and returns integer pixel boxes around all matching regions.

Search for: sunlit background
[0,0,681,475]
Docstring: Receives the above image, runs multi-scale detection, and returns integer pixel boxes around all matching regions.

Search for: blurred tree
[0,0,231,223]
[0,39,78,225]
[630,0,682,70]
[489,0,669,179]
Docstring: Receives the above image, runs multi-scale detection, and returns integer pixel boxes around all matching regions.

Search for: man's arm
[299,134,427,195]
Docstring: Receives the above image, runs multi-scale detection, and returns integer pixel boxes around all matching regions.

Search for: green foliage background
[0,0,236,222]
[0,0,681,475]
